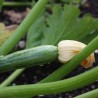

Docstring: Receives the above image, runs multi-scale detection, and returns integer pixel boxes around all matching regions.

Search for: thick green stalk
[74,89,98,98]
[0,66,98,98]
[3,2,31,6]
[0,0,48,55]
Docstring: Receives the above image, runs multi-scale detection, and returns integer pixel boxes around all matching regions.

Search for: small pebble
[12,83,16,86]
[68,95,73,98]
[91,85,95,89]
[33,76,37,79]
[59,96,62,98]
[95,50,98,54]
[18,41,25,49]
[22,74,25,78]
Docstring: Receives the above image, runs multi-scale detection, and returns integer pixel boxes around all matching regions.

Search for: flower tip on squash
[58,40,95,68]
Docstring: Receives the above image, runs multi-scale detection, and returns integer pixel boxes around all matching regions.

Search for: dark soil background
[0,0,98,98]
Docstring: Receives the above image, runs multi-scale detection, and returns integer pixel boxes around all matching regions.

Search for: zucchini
[0,45,58,72]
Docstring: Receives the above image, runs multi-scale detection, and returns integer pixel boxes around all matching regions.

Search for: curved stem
[0,66,98,98]
[74,88,98,98]
[0,0,48,55]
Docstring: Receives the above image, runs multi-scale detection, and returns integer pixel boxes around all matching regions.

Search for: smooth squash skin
[0,45,58,72]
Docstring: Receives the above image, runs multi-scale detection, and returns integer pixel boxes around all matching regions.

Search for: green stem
[74,88,98,98]
[0,66,98,98]
[0,69,25,87]
[0,0,48,55]
[3,2,32,6]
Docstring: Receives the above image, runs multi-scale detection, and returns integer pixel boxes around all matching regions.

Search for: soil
[0,0,98,98]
